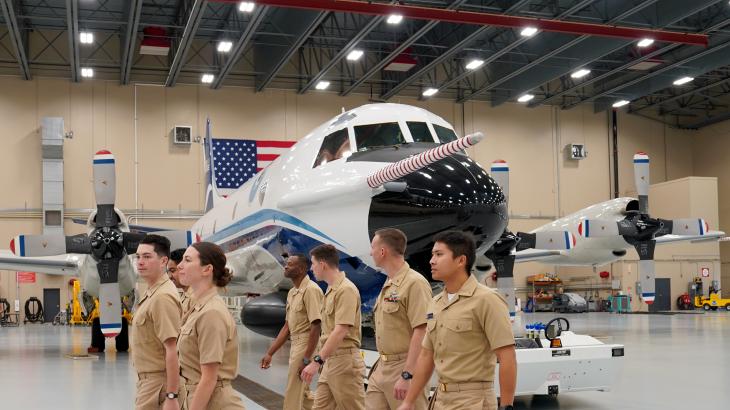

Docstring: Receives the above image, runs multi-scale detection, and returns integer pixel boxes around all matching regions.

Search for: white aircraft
[489,153,724,312]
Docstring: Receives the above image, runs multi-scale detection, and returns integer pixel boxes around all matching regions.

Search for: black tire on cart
[703,304,711,311]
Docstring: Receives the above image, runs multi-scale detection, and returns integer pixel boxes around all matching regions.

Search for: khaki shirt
[422,275,514,384]
[374,262,432,355]
[321,273,361,349]
[286,275,324,336]
[131,275,182,373]
[178,287,239,383]
[180,287,192,315]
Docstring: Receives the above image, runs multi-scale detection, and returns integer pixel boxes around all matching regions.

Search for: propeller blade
[93,150,117,227]
[633,152,650,214]
[490,160,509,204]
[659,218,709,236]
[97,258,123,337]
[494,254,517,321]
[122,232,147,255]
[517,231,575,251]
[10,234,91,257]
[151,230,195,250]
[634,240,656,304]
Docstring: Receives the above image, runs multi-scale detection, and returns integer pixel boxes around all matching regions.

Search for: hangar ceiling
[1,0,729,129]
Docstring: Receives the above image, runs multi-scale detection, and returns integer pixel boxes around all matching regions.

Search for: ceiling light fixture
[637,38,654,48]
[239,2,255,13]
[217,41,233,53]
[673,76,694,85]
[520,27,538,37]
[346,49,364,61]
[387,14,403,25]
[315,81,330,90]
[81,67,94,78]
[571,68,591,79]
[612,100,630,108]
[201,74,214,84]
[422,88,438,97]
[465,59,485,70]
[79,32,94,44]
[517,94,534,103]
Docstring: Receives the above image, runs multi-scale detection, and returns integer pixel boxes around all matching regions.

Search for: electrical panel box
[172,126,192,144]
[569,144,587,160]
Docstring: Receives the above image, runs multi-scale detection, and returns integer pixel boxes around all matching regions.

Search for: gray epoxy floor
[1,312,729,409]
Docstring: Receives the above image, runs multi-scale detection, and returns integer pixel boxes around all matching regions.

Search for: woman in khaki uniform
[176,242,245,410]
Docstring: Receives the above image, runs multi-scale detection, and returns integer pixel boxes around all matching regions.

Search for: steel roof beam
[211,5,268,89]
[65,0,79,82]
[1,0,31,80]
[630,76,730,113]
[255,10,328,92]
[165,0,208,87]
[120,0,144,85]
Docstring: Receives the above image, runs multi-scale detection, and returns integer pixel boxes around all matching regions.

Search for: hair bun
[215,266,233,287]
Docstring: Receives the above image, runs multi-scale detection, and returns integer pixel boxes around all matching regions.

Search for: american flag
[211,138,295,195]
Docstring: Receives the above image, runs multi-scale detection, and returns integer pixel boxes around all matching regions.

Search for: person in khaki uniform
[260,254,324,410]
[301,244,366,410]
[176,242,245,410]
[132,234,182,410]
[366,228,431,410]
[399,231,517,410]
[168,248,192,314]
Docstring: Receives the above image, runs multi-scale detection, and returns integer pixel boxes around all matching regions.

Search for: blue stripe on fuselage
[205,208,342,246]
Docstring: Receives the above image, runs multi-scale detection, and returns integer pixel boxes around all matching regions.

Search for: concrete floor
[1,312,729,409]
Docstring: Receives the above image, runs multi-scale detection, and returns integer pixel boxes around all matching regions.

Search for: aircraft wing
[655,230,725,245]
[514,249,565,263]
[0,250,82,275]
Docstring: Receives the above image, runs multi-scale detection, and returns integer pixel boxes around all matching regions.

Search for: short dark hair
[140,234,171,258]
[433,231,476,274]
[170,248,186,264]
[290,253,311,271]
[374,228,407,256]
[309,244,339,268]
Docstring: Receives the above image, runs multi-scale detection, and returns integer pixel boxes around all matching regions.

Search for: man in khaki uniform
[399,231,517,410]
[132,235,182,410]
[260,254,324,410]
[367,228,431,409]
[301,244,366,410]
[167,248,192,314]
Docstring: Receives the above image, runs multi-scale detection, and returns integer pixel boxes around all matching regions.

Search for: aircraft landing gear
[88,317,128,353]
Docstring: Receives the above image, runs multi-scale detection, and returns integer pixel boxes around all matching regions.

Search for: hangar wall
[692,121,730,296]
[0,76,719,318]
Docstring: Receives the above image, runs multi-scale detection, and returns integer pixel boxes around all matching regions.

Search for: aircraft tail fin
[203,118,223,213]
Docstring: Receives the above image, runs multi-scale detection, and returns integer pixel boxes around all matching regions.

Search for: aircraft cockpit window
[313,128,351,168]
[406,122,435,143]
[354,122,406,152]
[433,124,458,143]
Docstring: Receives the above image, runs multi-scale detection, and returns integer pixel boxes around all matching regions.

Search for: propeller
[10,150,194,337]
[578,152,711,305]
[485,160,575,321]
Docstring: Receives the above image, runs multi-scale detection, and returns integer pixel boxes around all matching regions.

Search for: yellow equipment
[694,292,730,311]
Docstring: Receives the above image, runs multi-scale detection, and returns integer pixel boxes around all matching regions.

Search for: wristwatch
[313,355,325,365]
[302,357,311,366]
[165,392,179,400]
[401,371,413,380]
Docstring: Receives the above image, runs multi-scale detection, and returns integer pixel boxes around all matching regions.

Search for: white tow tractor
[362,317,624,398]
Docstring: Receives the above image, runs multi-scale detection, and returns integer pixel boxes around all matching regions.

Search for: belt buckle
[382,354,389,362]
[439,383,446,392]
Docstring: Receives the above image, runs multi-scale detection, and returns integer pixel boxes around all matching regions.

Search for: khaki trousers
[365,355,428,410]
[428,382,497,410]
[181,380,245,410]
[313,348,366,410]
[135,372,167,410]
[284,334,314,410]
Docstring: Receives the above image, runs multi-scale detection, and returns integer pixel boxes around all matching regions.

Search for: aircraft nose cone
[368,154,508,275]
